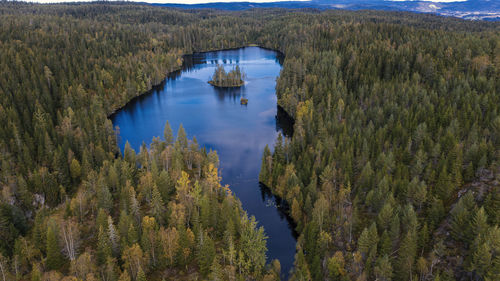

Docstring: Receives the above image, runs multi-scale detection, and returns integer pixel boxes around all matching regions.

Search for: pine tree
[379,231,392,257]
[124,141,136,165]
[489,254,500,280]
[136,267,146,281]
[96,208,109,231]
[471,242,491,279]
[97,184,113,212]
[160,227,179,266]
[122,244,144,279]
[374,255,392,281]
[407,178,427,210]
[209,256,223,281]
[472,207,488,238]
[150,185,165,224]
[176,124,188,149]
[104,257,118,281]
[108,216,119,256]
[389,215,401,245]
[368,223,379,246]
[97,226,112,265]
[358,227,371,256]
[240,215,267,277]
[259,145,272,186]
[70,158,81,180]
[378,201,394,230]
[397,231,417,281]
[198,232,215,277]
[450,192,475,243]
[118,270,131,281]
[31,263,42,281]
[435,165,453,203]
[164,121,174,145]
[141,216,158,267]
[416,257,428,281]
[129,187,141,225]
[484,191,500,225]
[291,198,302,223]
[293,248,311,281]
[45,224,63,271]
[418,223,430,254]
[429,197,445,228]
[0,253,9,281]
[327,251,346,280]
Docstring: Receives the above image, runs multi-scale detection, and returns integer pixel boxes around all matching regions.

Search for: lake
[110,46,296,278]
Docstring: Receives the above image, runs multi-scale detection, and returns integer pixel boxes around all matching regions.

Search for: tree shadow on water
[213,86,244,103]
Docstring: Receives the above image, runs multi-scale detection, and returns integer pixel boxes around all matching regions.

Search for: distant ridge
[154,0,500,21]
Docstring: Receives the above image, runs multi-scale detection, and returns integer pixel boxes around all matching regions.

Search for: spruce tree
[397,231,417,281]
[45,225,63,271]
[472,207,489,238]
[259,145,272,186]
[31,264,42,281]
[164,121,174,145]
[358,228,371,256]
[97,226,112,265]
[150,185,165,224]
[471,242,492,279]
[197,232,215,277]
[374,255,392,281]
[176,124,188,149]
[136,267,147,281]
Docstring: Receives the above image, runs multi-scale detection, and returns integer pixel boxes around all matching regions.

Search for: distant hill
[155,0,500,21]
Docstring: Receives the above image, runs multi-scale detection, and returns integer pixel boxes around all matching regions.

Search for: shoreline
[107,45,283,119]
[108,46,299,277]
[208,80,245,88]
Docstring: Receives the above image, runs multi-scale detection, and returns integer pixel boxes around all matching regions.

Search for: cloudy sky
[28,0,468,4]
[31,0,305,3]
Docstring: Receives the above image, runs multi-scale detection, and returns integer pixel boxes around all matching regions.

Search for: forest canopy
[0,2,499,281]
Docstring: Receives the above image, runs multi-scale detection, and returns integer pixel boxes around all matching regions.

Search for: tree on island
[209,64,245,87]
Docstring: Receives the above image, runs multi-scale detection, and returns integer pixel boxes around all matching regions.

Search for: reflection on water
[276,105,294,138]
[260,183,298,239]
[213,86,244,102]
[110,47,296,279]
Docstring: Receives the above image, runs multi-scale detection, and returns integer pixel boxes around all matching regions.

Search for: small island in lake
[209,64,245,87]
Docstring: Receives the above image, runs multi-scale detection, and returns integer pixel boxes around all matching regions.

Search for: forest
[0,2,499,281]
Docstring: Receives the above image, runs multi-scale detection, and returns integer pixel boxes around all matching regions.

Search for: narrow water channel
[110,46,296,278]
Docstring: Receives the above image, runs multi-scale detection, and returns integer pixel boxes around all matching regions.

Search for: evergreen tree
[136,267,147,281]
[358,228,371,256]
[164,121,174,145]
[397,231,417,281]
[471,242,492,279]
[31,264,42,281]
[150,185,166,224]
[97,226,112,265]
[374,255,392,281]
[45,224,63,271]
[198,232,216,277]
[472,207,489,238]
[259,145,272,185]
[176,124,188,149]
[327,251,346,280]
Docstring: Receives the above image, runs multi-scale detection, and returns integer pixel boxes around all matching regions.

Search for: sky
[28,0,469,4]
[31,0,306,3]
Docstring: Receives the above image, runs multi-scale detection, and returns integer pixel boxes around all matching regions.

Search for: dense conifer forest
[0,2,499,280]
[209,65,245,87]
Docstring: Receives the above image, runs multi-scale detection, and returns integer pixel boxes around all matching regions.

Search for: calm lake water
[111,47,296,278]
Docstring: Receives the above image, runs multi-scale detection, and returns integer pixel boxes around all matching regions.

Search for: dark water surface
[111,47,297,277]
